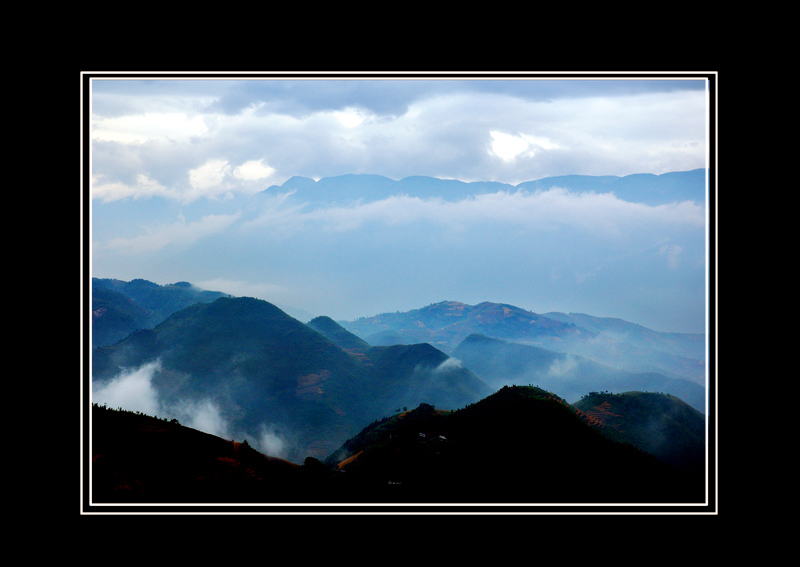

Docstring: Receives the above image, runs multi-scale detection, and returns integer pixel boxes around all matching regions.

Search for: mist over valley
[85,75,715,510]
[88,168,712,508]
[89,275,710,506]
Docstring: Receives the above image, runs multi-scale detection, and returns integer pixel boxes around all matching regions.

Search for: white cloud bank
[246,187,706,236]
[89,80,708,202]
[92,174,173,202]
[91,112,209,144]
[92,360,162,416]
[92,360,294,458]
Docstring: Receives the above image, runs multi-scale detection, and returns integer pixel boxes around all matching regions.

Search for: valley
[87,277,711,508]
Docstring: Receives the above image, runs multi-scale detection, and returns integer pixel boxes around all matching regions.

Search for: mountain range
[92,290,492,462]
[325,385,706,504]
[91,386,705,505]
[91,278,231,348]
[451,333,705,413]
[339,300,706,410]
[257,168,706,207]
[341,300,583,353]
[88,277,710,506]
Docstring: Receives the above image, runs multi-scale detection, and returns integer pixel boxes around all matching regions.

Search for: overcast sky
[87,73,711,333]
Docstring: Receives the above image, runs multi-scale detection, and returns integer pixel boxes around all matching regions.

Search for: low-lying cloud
[90,168,707,334]
[547,355,580,378]
[91,360,295,459]
[247,187,705,236]
[92,360,162,416]
[169,398,232,439]
[434,357,464,374]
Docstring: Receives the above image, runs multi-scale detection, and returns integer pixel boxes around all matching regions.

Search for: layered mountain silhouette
[91,403,316,504]
[91,278,230,348]
[89,386,706,505]
[306,314,493,416]
[91,278,312,349]
[306,315,371,351]
[92,296,492,463]
[87,277,709,507]
[257,169,706,207]
[452,333,705,413]
[327,385,705,504]
[572,391,706,480]
[542,311,706,383]
[341,300,706,391]
[341,300,585,353]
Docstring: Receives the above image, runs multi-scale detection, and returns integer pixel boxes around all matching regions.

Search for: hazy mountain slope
[91,404,335,504]
[342,300,584,352]
[361,343,494,418]
[542,311,706,383]
[302,318,491,411]
[92,297,376,462]
[327,386,703,504]
[308,315,493,416]
[365,330,411,346]
[92,297,492,463]
[91,287,159,348]
[89,387,704,505]
[93,278,230,321]
[342,300,706,384]
[91,278,230,348]
[452,333,705,413]
[543,311,705,359]
[306,316,371,351]
[573,392,706,479]
[515,168,706,206]
[258,169,706,208]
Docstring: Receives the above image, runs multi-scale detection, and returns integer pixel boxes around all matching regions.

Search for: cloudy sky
[87,72,711,334]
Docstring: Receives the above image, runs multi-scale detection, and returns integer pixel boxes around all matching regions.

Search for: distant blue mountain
[258,169,706,207]
[516,169,707,206]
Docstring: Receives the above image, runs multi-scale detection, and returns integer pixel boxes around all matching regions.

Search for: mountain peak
[422,300,471,311]
[307,315,370,351]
